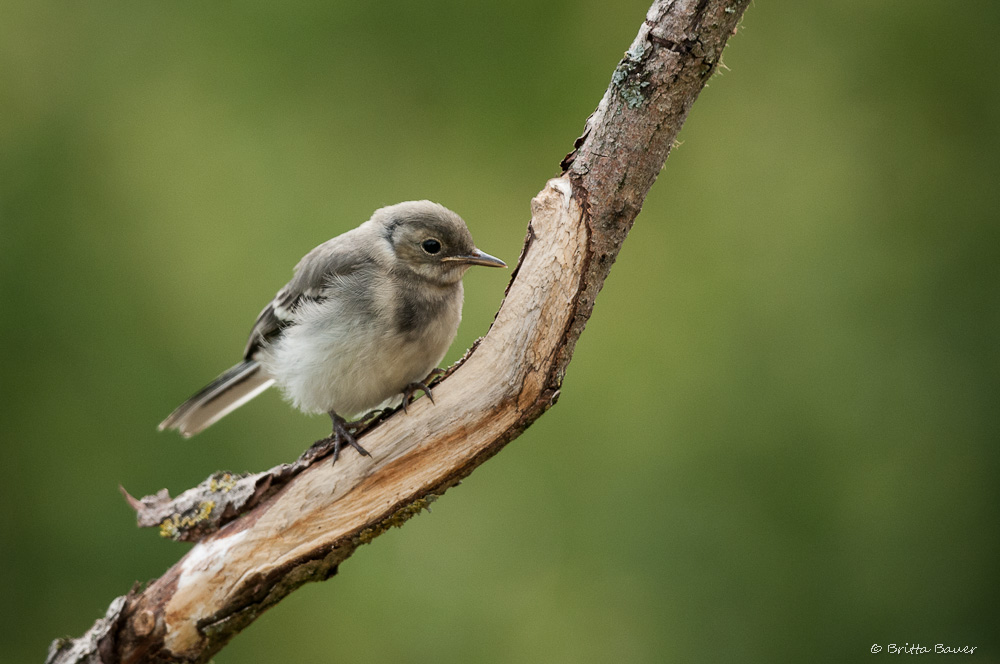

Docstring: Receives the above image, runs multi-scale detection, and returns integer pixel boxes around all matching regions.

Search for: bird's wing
[243,235,372,359]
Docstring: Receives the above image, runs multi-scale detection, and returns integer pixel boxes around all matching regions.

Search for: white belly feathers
[258,275,462,419]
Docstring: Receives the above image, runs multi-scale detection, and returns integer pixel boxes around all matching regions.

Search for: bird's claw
[401,380,435,413]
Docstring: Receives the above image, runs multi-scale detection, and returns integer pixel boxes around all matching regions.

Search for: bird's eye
[421,238,442,254]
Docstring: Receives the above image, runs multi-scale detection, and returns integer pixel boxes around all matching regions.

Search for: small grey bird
[159,201,506,461]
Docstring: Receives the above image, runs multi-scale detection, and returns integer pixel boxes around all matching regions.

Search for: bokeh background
[2,1,998,662]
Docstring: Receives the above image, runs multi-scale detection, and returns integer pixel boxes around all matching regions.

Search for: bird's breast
[259,278,463,418]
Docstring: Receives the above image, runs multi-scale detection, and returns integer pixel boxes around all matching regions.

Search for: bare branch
[47,1,750,661]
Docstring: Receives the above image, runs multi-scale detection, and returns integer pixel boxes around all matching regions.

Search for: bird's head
[375,201,506,285]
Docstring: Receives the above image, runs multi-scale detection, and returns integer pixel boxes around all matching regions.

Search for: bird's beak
[443,248,507,268]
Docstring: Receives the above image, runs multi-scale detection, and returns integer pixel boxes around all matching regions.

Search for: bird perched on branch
[159,201,506,462]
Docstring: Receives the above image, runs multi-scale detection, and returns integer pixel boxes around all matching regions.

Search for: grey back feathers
[159,201,505,438]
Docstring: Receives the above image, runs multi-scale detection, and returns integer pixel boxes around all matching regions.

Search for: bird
[158,201,506,462]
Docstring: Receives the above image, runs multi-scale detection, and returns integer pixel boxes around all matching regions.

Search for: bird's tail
[158,360,275,437]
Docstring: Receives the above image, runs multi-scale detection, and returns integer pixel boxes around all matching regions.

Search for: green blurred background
[2,1,998,662]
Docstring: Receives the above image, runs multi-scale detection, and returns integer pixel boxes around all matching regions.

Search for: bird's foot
[425,367,446,384]
[309,412,371,465]
[401,380,436,413]
[355,408,386,423]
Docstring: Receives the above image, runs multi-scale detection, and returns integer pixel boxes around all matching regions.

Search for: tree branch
[47,1,750,661]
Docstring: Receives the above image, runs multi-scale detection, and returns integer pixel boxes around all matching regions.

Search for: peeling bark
[47,1,751,661]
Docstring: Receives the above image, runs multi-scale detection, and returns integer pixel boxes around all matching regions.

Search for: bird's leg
[401,372,442,414]
[323,411,371,465]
